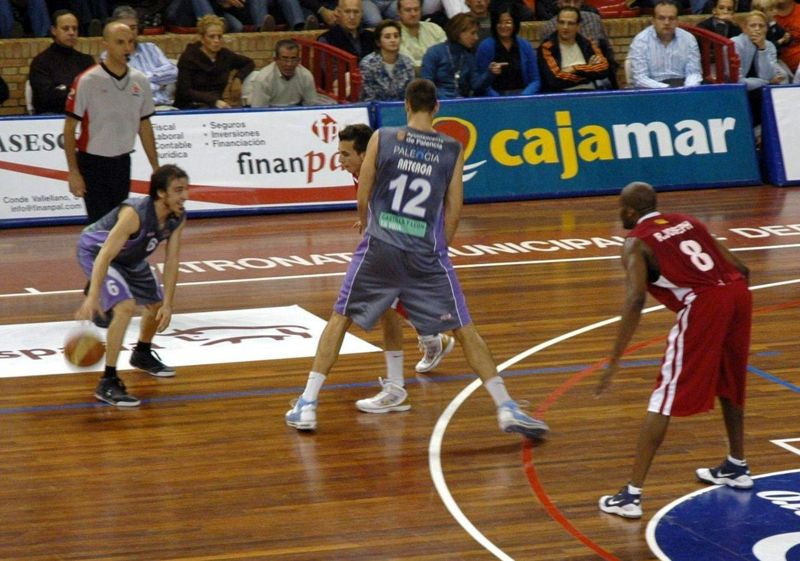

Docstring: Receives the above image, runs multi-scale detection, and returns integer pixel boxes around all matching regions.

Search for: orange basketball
[64,330,106,367]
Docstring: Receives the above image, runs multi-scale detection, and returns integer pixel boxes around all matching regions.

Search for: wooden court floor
[0,185,798,561]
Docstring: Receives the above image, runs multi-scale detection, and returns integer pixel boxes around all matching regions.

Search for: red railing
[582,0,641,18]
[294,37,362,103]
[681,24,740,83]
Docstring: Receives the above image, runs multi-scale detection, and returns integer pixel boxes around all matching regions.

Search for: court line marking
[2,243,800,299]
[646,468,800,561]
[428,279,800,561]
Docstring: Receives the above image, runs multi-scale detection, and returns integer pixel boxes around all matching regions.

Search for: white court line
[2,243,800,300]
[428,278,800,561]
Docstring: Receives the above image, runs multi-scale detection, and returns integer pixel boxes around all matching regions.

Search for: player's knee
[113,299,136,317]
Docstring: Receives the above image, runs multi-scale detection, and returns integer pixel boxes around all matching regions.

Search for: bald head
[619,182,657,229]
[103,21,132,40]
[103,21,135,68]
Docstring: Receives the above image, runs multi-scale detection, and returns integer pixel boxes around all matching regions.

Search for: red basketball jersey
[628,212,745,312]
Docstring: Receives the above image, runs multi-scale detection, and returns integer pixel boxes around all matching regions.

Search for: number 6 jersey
[365,126,461,254]
[630,211,746,312]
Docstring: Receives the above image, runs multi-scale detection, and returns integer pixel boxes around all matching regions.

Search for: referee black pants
[78,151,131,224]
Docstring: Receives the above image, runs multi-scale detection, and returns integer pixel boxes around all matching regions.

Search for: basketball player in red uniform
[596,182,752,519]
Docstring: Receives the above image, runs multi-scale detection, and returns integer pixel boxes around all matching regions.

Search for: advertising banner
[762,84,800,186]
[376,85,760,201]
[0,105,371,226]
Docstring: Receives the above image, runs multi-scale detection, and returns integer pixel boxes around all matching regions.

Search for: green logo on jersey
[379,212,427,238]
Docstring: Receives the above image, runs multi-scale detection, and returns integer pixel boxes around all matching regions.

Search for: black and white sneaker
[130,349,176,378]
[599,486,642,519]
[95,377,141,407]
[697,459,753,489]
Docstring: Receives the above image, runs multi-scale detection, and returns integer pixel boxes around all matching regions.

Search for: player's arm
[713,238,750,283]
[595,237,649,396]
[156,220,186,332]
[356,131,380,233]
[64,115,86,197]
[139,118,160,171]
[443,145,465,246]
[76,207,141,321]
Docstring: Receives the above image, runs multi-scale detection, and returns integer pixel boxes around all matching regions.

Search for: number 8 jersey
[365,126,461,254]
[630,211,746,312]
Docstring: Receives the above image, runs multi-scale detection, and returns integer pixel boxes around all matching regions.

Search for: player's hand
[68,170,86,198]
[155,305,172,333]
[594,362,618,397]
[75,296,103,322]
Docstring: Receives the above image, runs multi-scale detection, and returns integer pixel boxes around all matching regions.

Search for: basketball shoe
[95,376,141,407]
[497,400,549,440]
[130,349,176,377]
[696,458,753,489]
[599,486,643,518]
[285,396,317,430]
[415,333,455,373]
[355,378,411,413]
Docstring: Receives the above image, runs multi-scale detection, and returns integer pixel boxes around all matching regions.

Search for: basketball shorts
[77,246,163,312]
[334,235,471,335]
[648,280,752,417]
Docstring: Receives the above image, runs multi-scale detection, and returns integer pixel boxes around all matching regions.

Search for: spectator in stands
[733,10,787,124]
[317,0,374,61]
[64,0,109,36]
[697,0,742,38]
[540,0,618,86]
[536,0,597,21]
[359,19,416,100]
[475,3,541,95]
[295,0,337,27]
[29,9,95,114]
[102,5,177,109]
[175,15,255,109]
[421,13,495,97]
[1,0,50,37]
[538,6,611,91]
[752,0,792,53]
[397,0,446,70]
[627,0,702,88]
[246,38,321,106]
[466,0,491,41]
[774,0,800,74]
[165,0,271,33]
[361,0,398,27]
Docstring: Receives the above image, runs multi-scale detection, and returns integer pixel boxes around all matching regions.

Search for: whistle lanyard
[445,43,464,94]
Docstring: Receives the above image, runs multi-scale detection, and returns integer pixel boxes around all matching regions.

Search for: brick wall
[0,15,708,117]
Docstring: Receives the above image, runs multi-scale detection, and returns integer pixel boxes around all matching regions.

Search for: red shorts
[648,280,752,417]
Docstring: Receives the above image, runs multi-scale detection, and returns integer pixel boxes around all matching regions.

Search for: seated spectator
[467,0,491,41]
[295,0,337,27]
[1,0,50,36]
[627,0,702,88]
[697,0,742,38]
[175,15,254,109]
[475,3,541,95]
[317,0,375,61]
[752,0,792,52]
[538,6,611,91]
[421,13,495,98]
[733,10,787,124]
[165,0,277,32]
[398,0,446,70]
[102,5,178,109]
[774,0,800,74]
[540,0,618,87]
[246,39,322,106]
[29,9,95,114]
[359,20,416,100]
[536,0,597,21]
[362,0,398,27]
[64,0,109,35]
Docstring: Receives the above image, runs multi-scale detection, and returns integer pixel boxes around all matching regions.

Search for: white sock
[418,334,441,354]
[484,375,512,407]
[727,455,747,467]
[301,371,326,402]
[384,351,404,387]
[627,483,642,495]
